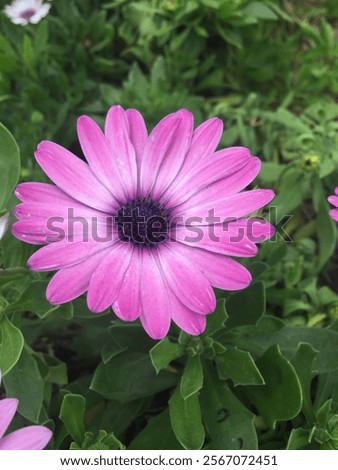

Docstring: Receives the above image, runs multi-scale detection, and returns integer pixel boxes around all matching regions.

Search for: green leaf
[5,280,59,317]
[0,315,24,376]
[245,345,302,428]
[71,430,125,450]
[205,299,227,335]
[91,351,178,402]
[59,394,86,444]
[229,321,338,374]
[200,363,257,450]
[225,281,265,329]
[291,343,317,422]
[150,338,184,374]
[271,169,306,218]
[169,386,205,450]
[0,123,20,211]
[22,35,36,76]
[287,428,312,450]
[129,409,183,450]
[3,347,44,423]
[216,348,264,386]
[243,2,278,20]
[180,354,203,399]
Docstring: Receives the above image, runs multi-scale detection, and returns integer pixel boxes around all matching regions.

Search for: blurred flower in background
[4,0,51,25]
[328,187,338,222]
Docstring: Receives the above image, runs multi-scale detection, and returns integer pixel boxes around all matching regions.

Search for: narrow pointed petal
[0,426,52,450]
[0,399,18,440]
[158,245,215,314]
[104,105,138,199]
[139,250,171,340]
[174,189,275,221]
[126,108,148,165]
[113,249,142,321]
[169,243,252,291]
[164,147,251,207]
[179,157,261,208]
[15,182,70,204]
[27,239,115,271]
[77,116,127,202]
[14,201,109,222]
[46,250,108,305]
[171,225,259,257]
[165,117,223,196]
[139,112,181,196]
[87,244,133,313]
[35,141,115,212]
[151,109,194,200]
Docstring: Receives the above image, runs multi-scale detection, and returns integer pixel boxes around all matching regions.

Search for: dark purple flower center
[116,197,170,247]
[19,8,36,20]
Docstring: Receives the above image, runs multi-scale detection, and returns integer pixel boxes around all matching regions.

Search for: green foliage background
[0,0,338,450]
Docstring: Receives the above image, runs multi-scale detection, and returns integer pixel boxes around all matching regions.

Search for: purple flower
[328,187,338,222]
[12,106,275,339]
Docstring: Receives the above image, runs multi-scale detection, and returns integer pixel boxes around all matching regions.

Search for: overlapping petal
[35,141,115,213]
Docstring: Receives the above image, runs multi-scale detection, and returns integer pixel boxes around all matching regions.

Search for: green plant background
[0,0,338,450]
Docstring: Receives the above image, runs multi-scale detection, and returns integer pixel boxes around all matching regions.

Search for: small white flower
[4,0,51,25]
[0,213,10,240]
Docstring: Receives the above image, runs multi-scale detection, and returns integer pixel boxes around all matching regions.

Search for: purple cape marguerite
[12,106,275,339]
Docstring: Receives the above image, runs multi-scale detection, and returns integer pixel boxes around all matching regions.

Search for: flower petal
[174,189,275,222]
[77,116,127,202]
[185,117,224,168]
[169,243,252,291]
[14,201,109,222]
[170,294,207,336]
[164,117,223,197]
[15,182,70,204]
[163,147,251,207]
[126,108,148,166]
[139,250,171,340]
[139,112,182,197]
[87,244,133,313]
[177,157,262,209]
[46,250,108,304]
[0,426,52,450]
[104,105,138,199]
[27,239,115,271]
[113,249,142,321]
[158,245,215,314]
[35,141,115,212]
[0,398,18,440]
[171,224,259,257]
[151,109,194,200]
